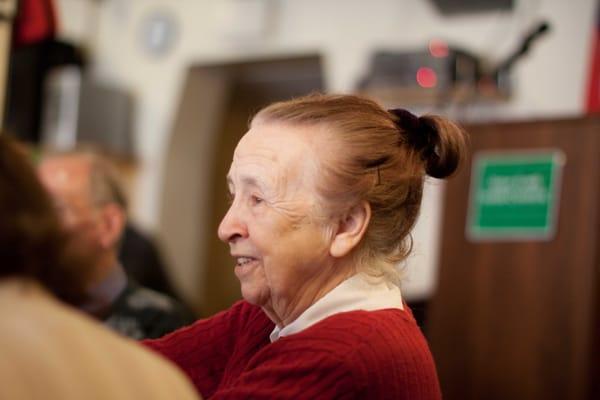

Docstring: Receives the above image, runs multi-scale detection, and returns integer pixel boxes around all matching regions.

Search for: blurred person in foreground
[144,93,467,399]
[37,148,194,339]
[0,135,199,400]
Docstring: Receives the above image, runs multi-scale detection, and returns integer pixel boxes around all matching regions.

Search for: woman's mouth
[236,256,256,266]
[234,256,259,278]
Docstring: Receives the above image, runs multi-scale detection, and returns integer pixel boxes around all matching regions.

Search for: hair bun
[389,109,466,179]
[418,115,466,179]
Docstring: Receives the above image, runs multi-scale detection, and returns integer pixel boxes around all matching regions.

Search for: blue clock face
[140,10,179,57]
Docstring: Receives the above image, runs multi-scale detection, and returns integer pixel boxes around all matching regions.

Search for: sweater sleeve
[142,301,262,397]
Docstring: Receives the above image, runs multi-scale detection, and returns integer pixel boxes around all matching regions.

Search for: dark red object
[586,5,600,113]
[13,0,57,47]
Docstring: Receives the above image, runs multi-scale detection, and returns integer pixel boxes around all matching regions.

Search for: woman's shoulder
[315,307,417,333]
[280,308,432,365]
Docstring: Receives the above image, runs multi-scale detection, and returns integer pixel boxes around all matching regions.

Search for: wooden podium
[428,116,600,400]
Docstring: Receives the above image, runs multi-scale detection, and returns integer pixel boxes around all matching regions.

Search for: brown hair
[252,93,467,284]
[0,135,91,303]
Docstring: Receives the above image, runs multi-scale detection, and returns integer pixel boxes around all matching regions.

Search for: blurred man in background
[38,149,194,339]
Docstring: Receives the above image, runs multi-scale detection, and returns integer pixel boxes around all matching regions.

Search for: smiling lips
[233,256,259,279]
[236,256,257,266]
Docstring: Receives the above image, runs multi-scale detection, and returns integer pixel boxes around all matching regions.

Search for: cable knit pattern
[144,301,441,399]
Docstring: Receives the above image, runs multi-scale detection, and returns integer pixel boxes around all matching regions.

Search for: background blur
[1,1,598,399]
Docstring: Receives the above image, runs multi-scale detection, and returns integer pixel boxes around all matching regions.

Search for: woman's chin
[240,284,269,307]
[235,261,269,306]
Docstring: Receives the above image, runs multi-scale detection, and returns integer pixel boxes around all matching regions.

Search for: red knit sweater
[144,301,441,399]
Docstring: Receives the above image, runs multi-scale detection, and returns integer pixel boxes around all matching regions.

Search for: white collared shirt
[270,273,404,342]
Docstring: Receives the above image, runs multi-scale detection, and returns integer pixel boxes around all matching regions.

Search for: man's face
[38,156,106,252]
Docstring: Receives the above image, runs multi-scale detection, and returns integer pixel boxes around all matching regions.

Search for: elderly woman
[145,93,466,399]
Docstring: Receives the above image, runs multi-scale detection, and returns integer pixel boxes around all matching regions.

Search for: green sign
[467,151,565,241]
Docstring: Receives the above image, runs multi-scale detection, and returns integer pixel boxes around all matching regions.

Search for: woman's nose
[218,203,247,243]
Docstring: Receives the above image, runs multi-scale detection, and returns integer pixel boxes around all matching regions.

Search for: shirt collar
[269,273,403,342]
[80,263,127,317]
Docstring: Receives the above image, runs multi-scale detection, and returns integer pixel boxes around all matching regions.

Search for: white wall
[55,0,598,300]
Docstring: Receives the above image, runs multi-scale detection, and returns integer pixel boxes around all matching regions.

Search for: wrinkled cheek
[265,256,302,297]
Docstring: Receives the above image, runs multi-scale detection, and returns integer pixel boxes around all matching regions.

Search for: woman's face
[218,122,338,321]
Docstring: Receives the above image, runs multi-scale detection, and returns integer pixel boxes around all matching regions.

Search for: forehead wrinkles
[229,145,278,191]
[230,128,306,186]
[232,142,278,170]
[230,124,331,213]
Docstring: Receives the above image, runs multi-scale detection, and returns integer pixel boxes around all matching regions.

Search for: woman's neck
[263,262,356,328]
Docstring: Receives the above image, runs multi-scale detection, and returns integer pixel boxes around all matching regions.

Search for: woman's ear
[330,201,371,258]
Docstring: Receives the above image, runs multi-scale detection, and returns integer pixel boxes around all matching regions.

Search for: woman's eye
[251,195,263,205]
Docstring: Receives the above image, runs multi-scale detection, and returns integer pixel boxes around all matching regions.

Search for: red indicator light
[429,39,449,58]
[416,67,437,88]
